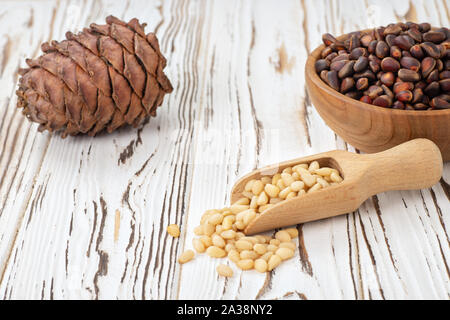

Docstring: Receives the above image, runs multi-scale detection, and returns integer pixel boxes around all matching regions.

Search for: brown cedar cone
[16,15,173,137]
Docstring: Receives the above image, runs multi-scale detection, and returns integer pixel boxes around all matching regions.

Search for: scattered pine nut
[237,259,254,270]
[178,250,195,264]
[182,161,342,275]
[268,254,282,271]
[216,264,234,277]
[206,246,227,258]
[254,259,268,273]
[167,224,180,238]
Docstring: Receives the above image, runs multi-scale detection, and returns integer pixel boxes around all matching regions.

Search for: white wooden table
[0,0,449,300]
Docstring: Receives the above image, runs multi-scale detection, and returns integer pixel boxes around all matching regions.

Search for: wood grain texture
[0,0,448,300]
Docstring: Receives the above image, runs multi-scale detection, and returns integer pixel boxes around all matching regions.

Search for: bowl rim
[305,28,450,116]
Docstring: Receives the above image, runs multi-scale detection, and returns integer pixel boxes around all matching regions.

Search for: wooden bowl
[305,31,450,161]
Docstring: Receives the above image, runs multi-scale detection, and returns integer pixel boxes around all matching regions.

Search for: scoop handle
[361,139,443,194]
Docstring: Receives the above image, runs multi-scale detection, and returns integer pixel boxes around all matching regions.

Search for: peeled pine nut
[237,259,254,270]
[249,196,258,209]
[308,161,320,172]
[178,250,195,264]
[203,223,215,236]
[270,197,282,204]
[255,235,268,243]
[244,179,255,192]
[284,228,299,238]
[286,192,297,200]
[279,242,296,250]
[269,239,280,246]
[217,264,233,277]
[282,167,292,174]
[240,250,259,260]
[206,246,227,258]
[254,259,268,273]
[258,204,273,212]
[253,243,267,255]
[276,179,286,190]
[242,191,254,199]
[228,250,240,263]
[235,240,253,251]
[193,226,203,236]
[275,230,291,242]
[230,204,250,214]
[212,234,226,248]
[261,176,272,185]
[200,235,212,247]
[290,181,304,192]
[308,182,322,193]
[279,187,292,199]
[293,163,308,171]
[187,161,343,274]
[225,243,235,252]
[167,224,180,238]
[272,173,281,185]
[193,239,206,253]
[275,247,294,260]
[298,169,316,187]
[233,197,250,205]
[317,177,330,188]
[251,180,264,195]
[264,184,280,198]
[221,230,236,240]
[261,252,273,261]
[281,173,295,186]
[256,191,269,206]
[330,171,343,182]
[222,216,235,230]
[314,167,333,176]
[268,254,282,271]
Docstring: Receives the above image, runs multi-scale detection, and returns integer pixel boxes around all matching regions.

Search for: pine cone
[16,15,173,137]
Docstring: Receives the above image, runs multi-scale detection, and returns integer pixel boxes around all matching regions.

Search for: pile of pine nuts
[178,161,343,276]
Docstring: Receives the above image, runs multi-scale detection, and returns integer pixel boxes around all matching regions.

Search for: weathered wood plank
[0,0,448,300]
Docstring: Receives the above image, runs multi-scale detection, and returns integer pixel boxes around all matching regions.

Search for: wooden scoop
[231,139,443,235]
